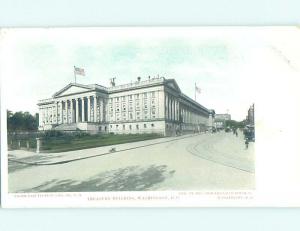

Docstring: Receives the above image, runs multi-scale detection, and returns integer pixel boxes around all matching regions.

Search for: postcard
[1,27,300,207]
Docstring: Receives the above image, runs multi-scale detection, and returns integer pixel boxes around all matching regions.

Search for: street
[8,131,254,192]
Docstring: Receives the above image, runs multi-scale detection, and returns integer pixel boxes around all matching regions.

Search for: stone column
[82,97,85,122]
[174,101,177,121]
[169,98,171,120]
[66,100,69,124]
[99,98,102,122]
[87,96,91,122]
[168,97,171,120]
[165,93,168,119]
[76,98,79,123]
[171,99,173,121]
[101,99,105,122]
[173,100,175,121]
[55,102,58,124]
[70,99,73,123]
[177,101,179,121]
[60,101,63,124]
[93,96,97,122]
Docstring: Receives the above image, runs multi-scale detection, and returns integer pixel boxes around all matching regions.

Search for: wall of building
[38,79,212,136]
[107,120,166,135]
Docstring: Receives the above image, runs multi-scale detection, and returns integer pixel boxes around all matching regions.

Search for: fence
[7,130,89,152]
[7,130,163,153]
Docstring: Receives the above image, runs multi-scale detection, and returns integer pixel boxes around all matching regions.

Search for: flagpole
[74,66,77,83]
[195,83,196,101]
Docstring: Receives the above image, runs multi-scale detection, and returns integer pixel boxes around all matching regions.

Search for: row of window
[109,92,156,103]
[111,104,156,112]
[109,123,155,130]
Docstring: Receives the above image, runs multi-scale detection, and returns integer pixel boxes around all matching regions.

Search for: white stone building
[38,77,214,136]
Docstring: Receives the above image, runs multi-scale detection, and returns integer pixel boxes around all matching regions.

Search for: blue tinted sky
[1,27,300,120]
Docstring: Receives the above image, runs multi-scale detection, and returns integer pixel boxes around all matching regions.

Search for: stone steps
[54,123,78,131]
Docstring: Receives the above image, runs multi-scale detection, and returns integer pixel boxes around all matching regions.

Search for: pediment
[53,83,93,98]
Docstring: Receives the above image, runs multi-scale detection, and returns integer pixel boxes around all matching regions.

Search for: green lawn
[40,133,163,153]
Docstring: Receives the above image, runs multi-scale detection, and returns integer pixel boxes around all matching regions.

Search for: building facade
[38,77,214,136]
[214,113,231,129]
[246,104,255,126]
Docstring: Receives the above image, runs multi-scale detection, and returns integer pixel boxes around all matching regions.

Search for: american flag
[195,84,201,94]
[74,66,85,76]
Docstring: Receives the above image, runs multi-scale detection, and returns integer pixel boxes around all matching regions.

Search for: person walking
[245,138,249,149]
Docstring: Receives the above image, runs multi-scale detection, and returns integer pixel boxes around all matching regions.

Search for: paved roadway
[8,131,255,192]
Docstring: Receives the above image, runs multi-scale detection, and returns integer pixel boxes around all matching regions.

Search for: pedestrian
[245,138,249,149]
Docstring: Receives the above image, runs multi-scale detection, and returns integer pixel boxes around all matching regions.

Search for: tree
[7,110,38,131]
[225,120,245,129]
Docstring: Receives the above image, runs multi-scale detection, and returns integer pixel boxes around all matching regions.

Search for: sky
[1,27,300,121]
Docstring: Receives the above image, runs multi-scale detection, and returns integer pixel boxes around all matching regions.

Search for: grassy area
[40,133,163,153]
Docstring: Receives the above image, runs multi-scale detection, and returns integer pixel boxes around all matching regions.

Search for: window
[135,94,139,99]
[123,124,125,130]
[116,97,119,101]
[152,92,155,97]
[151,123,154,127]
[136,124,139,129]
[110,125,112,128]
[130,113,133,119]
[116,124,119,129]
[144,124,147,128]
[129,125,132,130]
[144,92,147,98]
[129,95,133,100]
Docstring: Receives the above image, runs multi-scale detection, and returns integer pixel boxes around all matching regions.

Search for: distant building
[247,104,255,126]
[37,77,214,136]
[214,113,231,129]
[215,113,231,121]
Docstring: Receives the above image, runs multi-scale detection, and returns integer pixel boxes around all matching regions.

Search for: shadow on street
[18,164,176,192]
